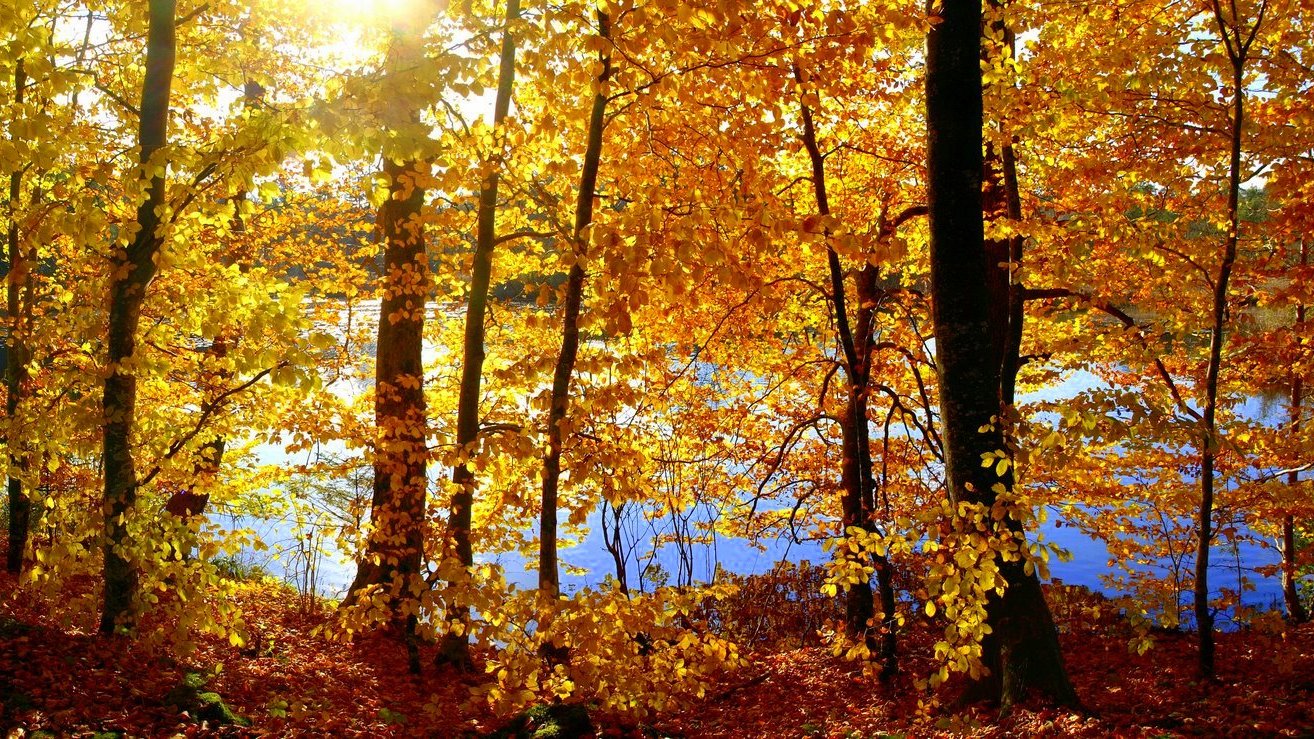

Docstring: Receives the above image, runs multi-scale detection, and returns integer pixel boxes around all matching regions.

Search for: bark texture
[345,154,429,608]
[344,19,431,620]
[926,0,1077,710]
[5,58,31,575]
[539,9,611,598]
[101,0,176,634]
[442,0,520,665]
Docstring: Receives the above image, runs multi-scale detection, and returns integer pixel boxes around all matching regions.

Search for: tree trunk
[794,65,878,656]
[101,0,176,634]
[345,153,429,609]
[601,499,628,594]
[1284,242,1307,624]
[1196,2,1259,678]
[854,263,900,678]
[539,10,611,598]
[441,0,520,666]
[5,58,31,575]
[344,13,431,616]
[926,0,1077,710]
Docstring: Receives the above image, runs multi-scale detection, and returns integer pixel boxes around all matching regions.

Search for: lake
[217,308,1297,629]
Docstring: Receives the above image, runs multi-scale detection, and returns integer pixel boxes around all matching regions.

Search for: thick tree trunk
[441,0,520,666]
[5,59,31,575]
[539,10,611,598]
[344,15,431,622]
[101,0,176,634]
[926,0,1077,710]
[345,154,429,609]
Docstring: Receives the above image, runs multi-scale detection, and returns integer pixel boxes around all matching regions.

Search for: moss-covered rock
[0,616,32,638]
[488,703,594,739]
[165,671,249,727]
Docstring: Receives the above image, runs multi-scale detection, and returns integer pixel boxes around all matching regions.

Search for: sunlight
[315,0,420,23]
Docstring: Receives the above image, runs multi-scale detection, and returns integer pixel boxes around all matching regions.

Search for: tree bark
[539,10,611,598]
[1196,0,1263,678]
[345,153,429,608]
[1284,241,1308,624]
[926,0,1077,710]
[794,65,879,657]
[5,58,31,575]
[853,263,901,679]
[344,13,431,620]
[101,0,176,634]
[441,0,520,666]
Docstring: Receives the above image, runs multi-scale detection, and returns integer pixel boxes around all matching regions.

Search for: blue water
[219,360,1299,626]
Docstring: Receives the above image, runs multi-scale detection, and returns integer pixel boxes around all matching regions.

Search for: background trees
[1,0,1312,718]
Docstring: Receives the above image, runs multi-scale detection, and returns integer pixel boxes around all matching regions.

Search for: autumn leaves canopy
[2,0,1312,716]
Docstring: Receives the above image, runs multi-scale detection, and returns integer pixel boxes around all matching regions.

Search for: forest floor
[2,565,1313,738]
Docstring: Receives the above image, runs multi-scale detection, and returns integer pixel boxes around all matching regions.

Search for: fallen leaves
[3,565,1313,737]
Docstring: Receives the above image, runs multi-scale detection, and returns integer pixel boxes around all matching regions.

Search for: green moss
[486,703,593,739]
[0,616,32,638]
[165,672,249,726]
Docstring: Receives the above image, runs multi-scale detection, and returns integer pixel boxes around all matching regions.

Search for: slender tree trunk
[539,10,612,598]
[441,0,520,666]
[1196,0,1261,678]
[101,0,176,634]
[853,263,900,678]
[1283,513,1307,623]
[794,66,878,655]
[926,0,1077,710]
[601,499,628,594]
[4,59,31,575]
[1284,242,1308,624]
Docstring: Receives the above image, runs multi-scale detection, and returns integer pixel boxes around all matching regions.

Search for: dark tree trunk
[441,0,520,666]
[341,23,434,677]
[345,154,429,609]
[601,499,628,594]
[1284,242,1308,624]
[5,59,31,575]
[854,263,901,679]
[344,16,431,624]
[101,0,176,634]
[539,9,611,598]
[1196,1,1262,678]
[794,65,878,655]
[926,0,1077,710]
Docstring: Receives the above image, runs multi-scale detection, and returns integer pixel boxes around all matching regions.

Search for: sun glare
[316,0,421,23]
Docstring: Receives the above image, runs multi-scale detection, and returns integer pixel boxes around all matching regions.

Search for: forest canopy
[2,0,1312,734]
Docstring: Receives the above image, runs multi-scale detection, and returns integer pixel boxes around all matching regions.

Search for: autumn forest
[2,0,1313,735]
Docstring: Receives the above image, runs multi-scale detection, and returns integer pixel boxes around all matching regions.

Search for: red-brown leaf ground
[3,565,1313,737]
